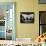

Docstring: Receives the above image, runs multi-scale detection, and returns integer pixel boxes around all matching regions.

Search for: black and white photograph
[20,12,34,23]
[39,11,46,35]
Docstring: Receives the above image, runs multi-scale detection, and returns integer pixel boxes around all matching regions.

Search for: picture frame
[39,0,46,4]
[0,2,16,40]
[20,12,34,23]
[39,11,46,35]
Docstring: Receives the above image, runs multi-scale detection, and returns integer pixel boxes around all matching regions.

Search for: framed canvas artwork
[20,12,34,23]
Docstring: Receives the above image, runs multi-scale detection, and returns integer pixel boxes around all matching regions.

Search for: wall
[16,0,35,39]
[0,0,46,40]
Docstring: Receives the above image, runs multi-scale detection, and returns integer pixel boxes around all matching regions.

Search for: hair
[43,32,46,36]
